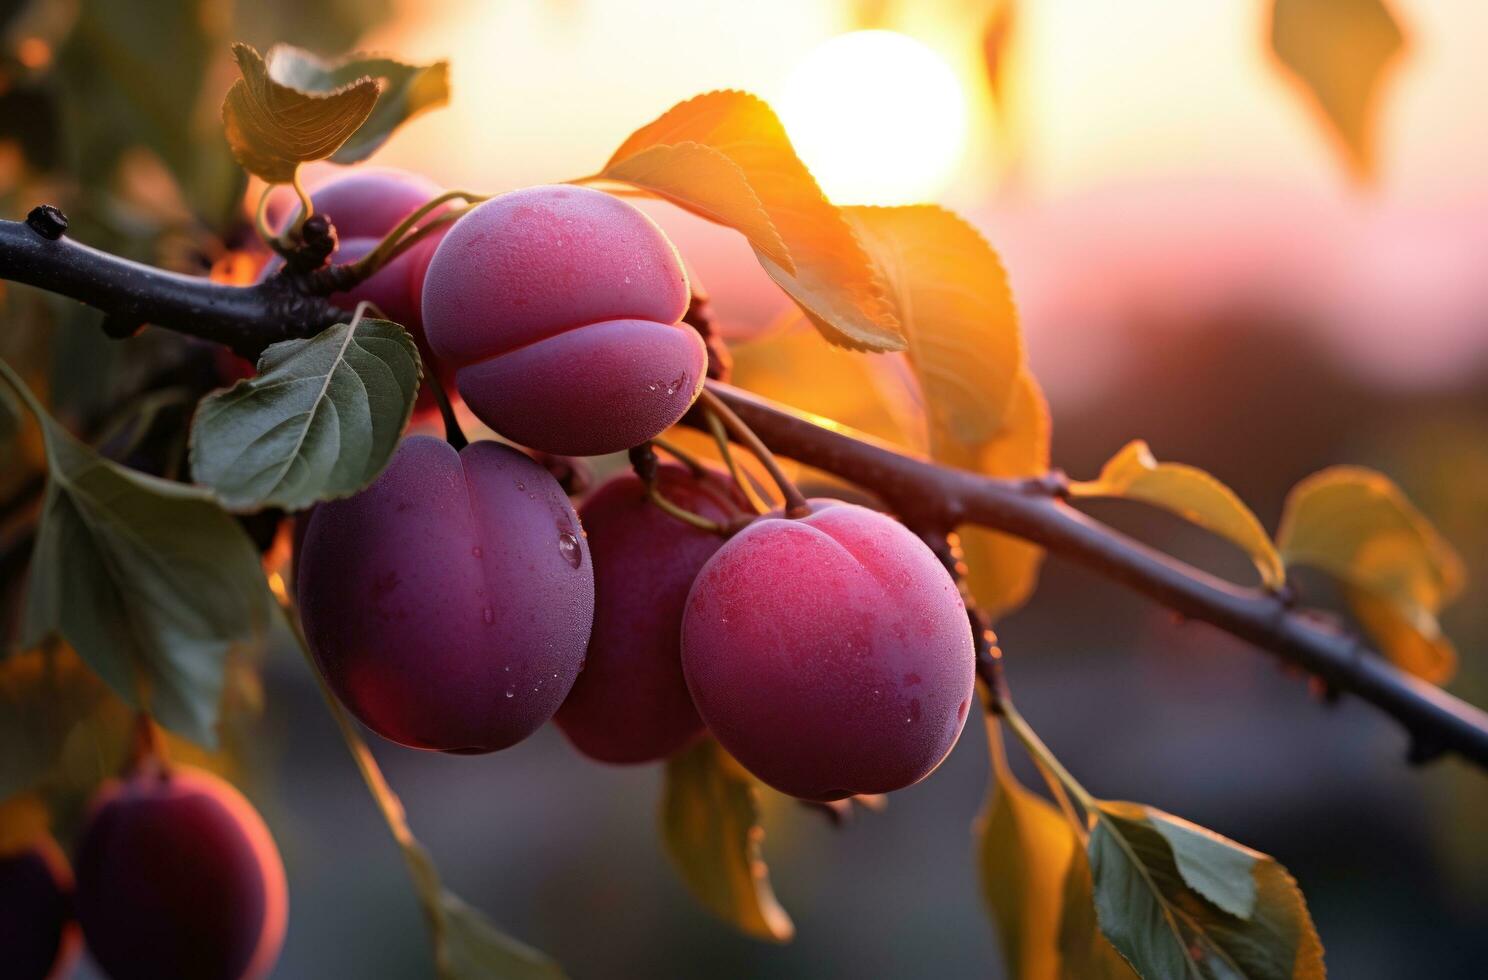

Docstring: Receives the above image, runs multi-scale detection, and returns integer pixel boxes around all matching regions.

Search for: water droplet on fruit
[471,545,483,558]
[623,275,632,284]
[558,529,582,568]
[504,688,515,698]
[482,606,494,624]
[504,665,511,673]
[646,382,658,392]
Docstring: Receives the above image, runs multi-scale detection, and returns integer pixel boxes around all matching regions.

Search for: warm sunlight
[779,30,968,206]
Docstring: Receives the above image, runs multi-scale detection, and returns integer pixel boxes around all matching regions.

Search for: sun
[780,30,968,206]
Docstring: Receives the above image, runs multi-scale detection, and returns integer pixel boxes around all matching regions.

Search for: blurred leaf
[55,0,243,228]
[232,0,395,56]
[264,49,451,164]
[1089,801,1325,979]
[981,0,1018,115]
[0,644,115,798]
[661,736,795,943]
[1278,466,1464,682]
[314,671,565,980]
[602,91,905,352]
[1269,0,1406,180]
[978,716,1076,980]
[222,42,378,184]
[1059,845,1139,979]
[597,141,792,271]
[188,317,420,512]
[1072,440,1285,590]
[1,360,272,745]
[951,371,1051,619]
[843,205,1022,447]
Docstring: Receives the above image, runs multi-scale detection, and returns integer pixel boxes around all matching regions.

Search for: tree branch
[708,383,1488,769]
[3,207,1486,771]
[0,215,343,358]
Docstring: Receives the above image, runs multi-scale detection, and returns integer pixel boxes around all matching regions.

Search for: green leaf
[1269,0,1406,181]
[1072,440,1286,591]
[661,737,794,942]
[0,644,117,798]
[842,205,1023,448]
[596,140,792,271]
[1088,801,1325,980]
[55,0,244,228]
[262,48,452,165]
[1059,845,1140,979]
[978,716,1077,980]
[188,317,421,512]
[602,90,905,353]
[222,42,379,184]
[2,361,272,745]
[395,837,564,980]
[1277,465,1465,683]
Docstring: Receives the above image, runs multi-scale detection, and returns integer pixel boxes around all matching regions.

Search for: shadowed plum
[0,834,77,980]
[556,465,745,764]
[420,185,704,456]
[260,169,454,399]
[296,435,594,752]
[681,500,975,801]
[74,766,287,980]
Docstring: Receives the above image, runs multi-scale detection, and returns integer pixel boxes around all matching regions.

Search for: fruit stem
[649,437,708,477]
[348,189,489,282]
[425,365,467,451]
[705,408,771,515]
[631,442,728,534]
[1001,698,1098,819]
[127,711,169,775]
[697,387,809,518]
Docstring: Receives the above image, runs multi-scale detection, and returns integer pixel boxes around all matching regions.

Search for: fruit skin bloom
[296,435,594,753]
[681,500,976,801]
[73,766,288,980]
[420,184,705,457]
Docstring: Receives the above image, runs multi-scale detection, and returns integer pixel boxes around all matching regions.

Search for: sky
[360,0,1488,399]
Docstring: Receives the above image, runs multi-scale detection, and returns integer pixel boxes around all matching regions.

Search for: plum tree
[681,501,976,801]
[556,464,746,764]
[73,765,287,980]
[421,185,705,456]
[296,435,594,753]
[0,834,77,980]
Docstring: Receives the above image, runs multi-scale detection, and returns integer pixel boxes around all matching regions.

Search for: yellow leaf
[1348,589,1456,688]
[660,737,794,943]
[978,715,1076,980]
[949,372,1051,619]
[1279,466,1465,682]
[222,43,379,184]
[596,141,792,273]
[1071,440,1286,590]
[601,91,904,352]
[1269,0,1406,181]
[842,205,1023,448]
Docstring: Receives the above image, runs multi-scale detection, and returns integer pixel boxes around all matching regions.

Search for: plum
[0,834,77,980]
[556,465,745,764]
[681,500,975,801]
[74,765,287,980]
[296,435,594,752]
[421,185,704,456]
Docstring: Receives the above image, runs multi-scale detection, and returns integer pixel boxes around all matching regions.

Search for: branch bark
[0,216,343,358]
[4,210,1487,771]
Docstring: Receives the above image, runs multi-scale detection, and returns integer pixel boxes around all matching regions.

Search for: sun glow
[779,30,968,206]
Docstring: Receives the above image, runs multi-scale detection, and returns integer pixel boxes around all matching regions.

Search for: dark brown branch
[2,208,1486,771]
[0,214,343,359]
[708,382,1488,770]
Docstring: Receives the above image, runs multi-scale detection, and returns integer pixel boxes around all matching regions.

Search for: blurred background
[3,0,1487,977]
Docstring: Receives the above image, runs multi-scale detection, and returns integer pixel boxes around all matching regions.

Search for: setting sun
[779,30,968,206]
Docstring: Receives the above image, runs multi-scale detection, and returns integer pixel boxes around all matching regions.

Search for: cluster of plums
[293,169,977,802]
[1,763,286,980]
